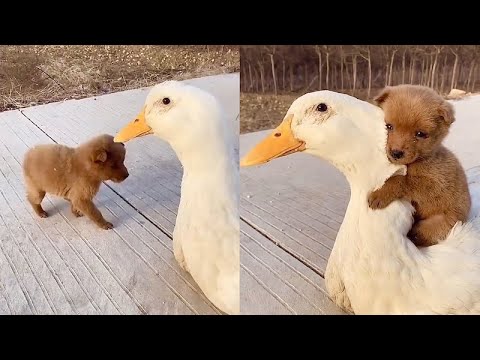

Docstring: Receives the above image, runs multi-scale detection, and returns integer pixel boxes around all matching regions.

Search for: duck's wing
[467,166,480,220]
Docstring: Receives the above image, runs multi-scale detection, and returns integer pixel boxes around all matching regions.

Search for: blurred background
[240,45,480,133]
[0,45,239,112]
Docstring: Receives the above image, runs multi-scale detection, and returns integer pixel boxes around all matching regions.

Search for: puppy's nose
[390,149,405,160]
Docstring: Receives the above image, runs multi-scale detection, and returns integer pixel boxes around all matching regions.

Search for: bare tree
[324,45,330,89]
[451,47,459,91]
[266,46,278,95]
[358,46,372,98]
[316,45,323,90]
[240,45,480,98]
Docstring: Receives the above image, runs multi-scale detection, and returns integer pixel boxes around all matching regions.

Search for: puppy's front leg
[368,175,407,209]
[73,198,113,230]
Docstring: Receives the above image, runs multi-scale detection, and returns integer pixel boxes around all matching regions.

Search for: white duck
[241,90,480,315]
[114,81,239,315]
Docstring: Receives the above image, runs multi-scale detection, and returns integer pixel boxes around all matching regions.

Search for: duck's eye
[162,97,171,105]
[316,103,328,112]
[386,124,393,131]
[416,131,428,139]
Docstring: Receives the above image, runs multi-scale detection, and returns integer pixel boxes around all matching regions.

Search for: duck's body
[242,90,480,314]
[327,180,480,315]
[115,81,239,314]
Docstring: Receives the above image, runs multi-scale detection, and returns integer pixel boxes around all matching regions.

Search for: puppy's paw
[38,211,49,218]
[368,190,393,209]
[100,221,114,230]
[72,209,83,217]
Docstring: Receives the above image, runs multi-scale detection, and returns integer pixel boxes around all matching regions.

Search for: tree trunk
[345,62,351,91]
[258,61,265,93]
[409,56,415,84]
[333,63,337,89]
[367,49,372,98]
[385,61,389,87]
[440,55,447,94]
[340,48,344,90]
[427,54,433,87]
[241,66,247,91]
[431,50,439,89]
[269,54,277,95]
[352,54,357,95]
[454,63,460,90]
[252,65,259,92]
[467,60,475,92]
[248,63,253,91]
[420,57,426,85]
[451,51,459,91]
[317,50,322,90]
[402,49,406,84]
[472,64,478,92]
[282,60,286,91]
[290,65,294,91]
[304,63,308,87]
[326,52,330,89]
[388,50,397,86]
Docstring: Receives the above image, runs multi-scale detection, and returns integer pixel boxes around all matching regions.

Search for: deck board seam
[240,218,325,279]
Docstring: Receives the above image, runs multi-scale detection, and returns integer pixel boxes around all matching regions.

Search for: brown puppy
[368,84,471,246]
[23,134,129,230]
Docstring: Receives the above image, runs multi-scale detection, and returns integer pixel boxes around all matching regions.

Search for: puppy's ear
[437,101,455,125]
[373,87,391,106]
[93,149,108,163]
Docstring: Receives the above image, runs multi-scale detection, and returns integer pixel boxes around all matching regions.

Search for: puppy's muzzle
[390,149,405,160]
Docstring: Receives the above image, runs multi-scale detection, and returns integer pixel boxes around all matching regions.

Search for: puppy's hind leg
[408,214,453,247]
[27,188,48,218]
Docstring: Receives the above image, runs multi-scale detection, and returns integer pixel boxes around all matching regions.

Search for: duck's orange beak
[114,109,153,143]
[240,114,305,167]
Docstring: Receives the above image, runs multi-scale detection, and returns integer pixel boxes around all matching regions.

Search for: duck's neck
[173,135,239,217]
[318,139,415,253]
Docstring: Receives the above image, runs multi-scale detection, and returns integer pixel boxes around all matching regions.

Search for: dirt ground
[0,45,239,112]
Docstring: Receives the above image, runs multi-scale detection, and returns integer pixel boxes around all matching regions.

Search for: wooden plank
[240,221,343,314]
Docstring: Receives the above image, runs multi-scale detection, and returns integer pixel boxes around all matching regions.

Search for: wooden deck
[2,71,479,315]
[0,74,238,315]
[239,95,480,315]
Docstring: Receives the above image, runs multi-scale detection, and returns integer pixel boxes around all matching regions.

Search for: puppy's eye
[316,103,328,112]
[416,131,428,139]
[386,124,393,131]
[162,97,171,105]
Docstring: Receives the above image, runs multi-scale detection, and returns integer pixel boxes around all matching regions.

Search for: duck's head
[241,91,406,189]
[114,81,225,155]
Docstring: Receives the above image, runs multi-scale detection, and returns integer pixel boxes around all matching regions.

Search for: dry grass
[0,45,239,111]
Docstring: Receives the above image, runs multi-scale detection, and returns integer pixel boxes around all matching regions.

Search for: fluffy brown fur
[23,134,129,230]
[368,84,471,246]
